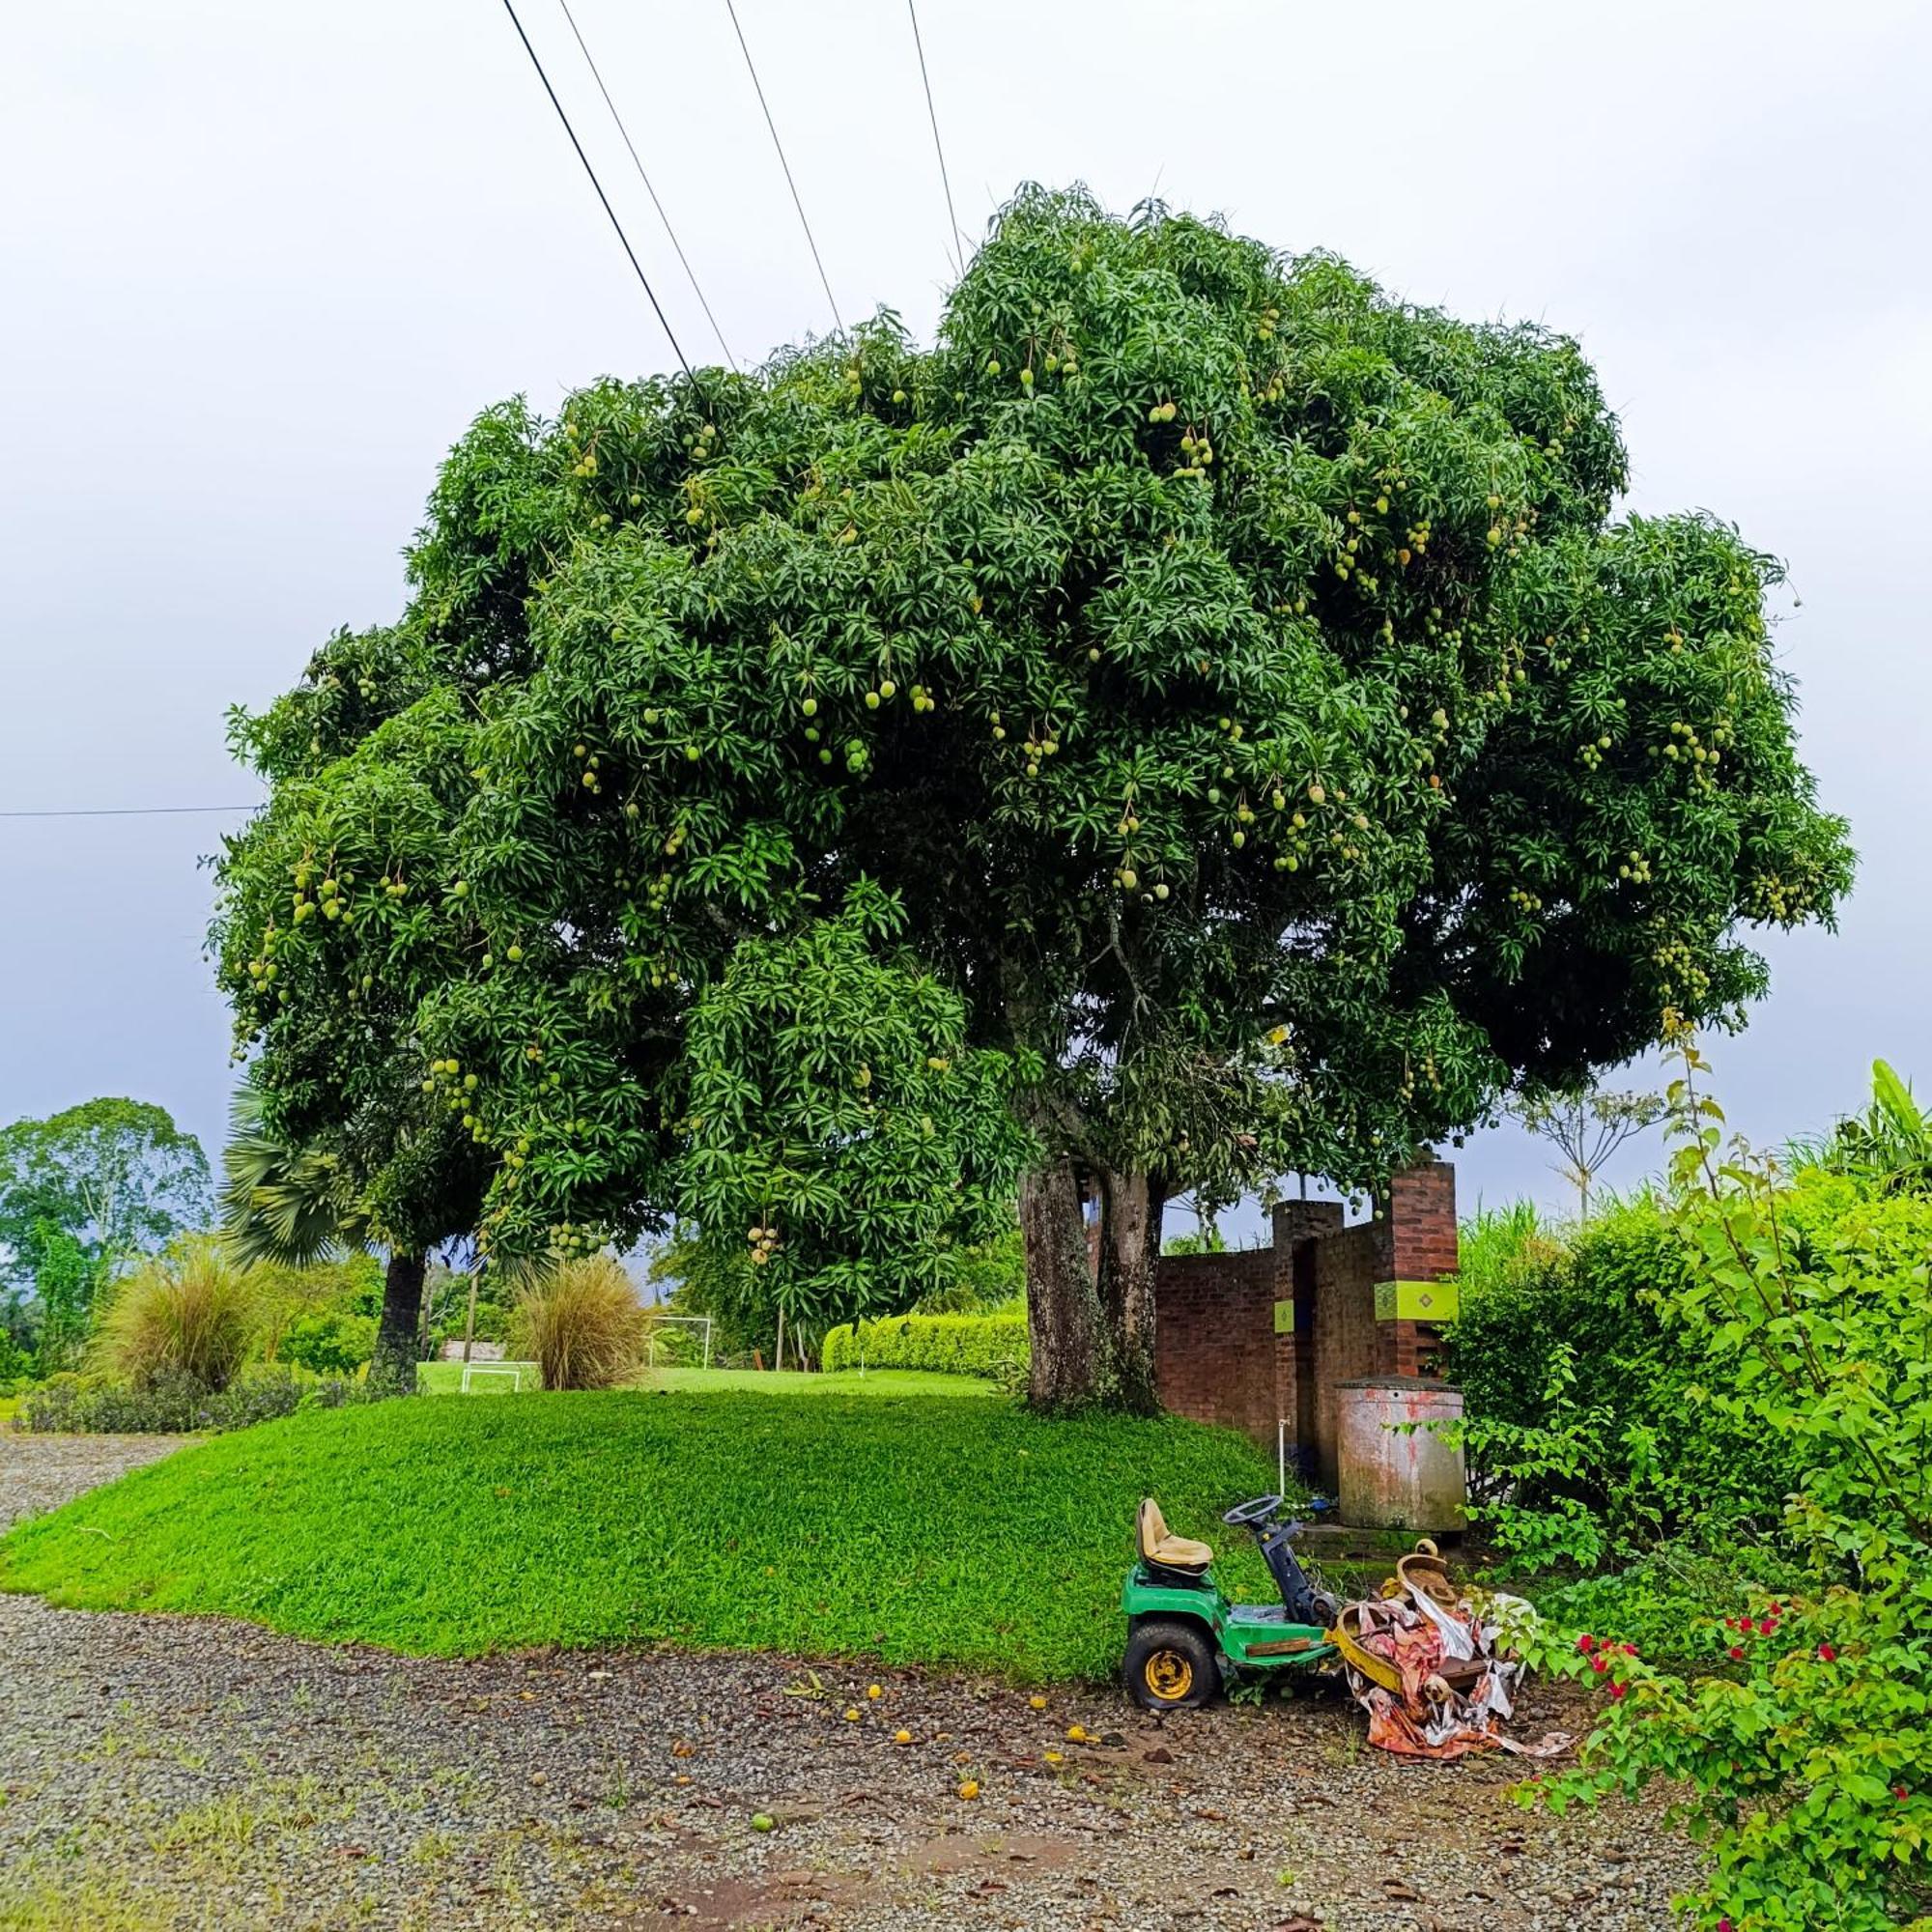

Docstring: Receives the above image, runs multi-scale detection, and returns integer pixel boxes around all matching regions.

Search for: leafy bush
[821,1305,1029,1378]
[278,1309,378,1377]
[510,1256,650,1391]
[1448,1196,1792,1566]
[1539,1050,1932,1931]
[251,1253,383,1363]
[94,1240,258,1392]
[16,1364,361,1435]
[912,1224,1028,1314]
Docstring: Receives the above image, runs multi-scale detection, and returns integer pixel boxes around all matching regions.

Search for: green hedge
[822,1306,1028,1378]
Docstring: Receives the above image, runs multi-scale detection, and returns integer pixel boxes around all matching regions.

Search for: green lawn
[0,1392,1277,1680]
[414,1361,999,1400]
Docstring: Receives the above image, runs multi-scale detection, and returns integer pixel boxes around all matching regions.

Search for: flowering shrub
[1535,1047,1932,1931]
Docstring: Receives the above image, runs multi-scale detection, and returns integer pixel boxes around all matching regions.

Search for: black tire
[1123,1617,1219,1711]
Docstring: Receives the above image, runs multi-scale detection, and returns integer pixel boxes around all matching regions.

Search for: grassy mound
[0,1392,1277,1680]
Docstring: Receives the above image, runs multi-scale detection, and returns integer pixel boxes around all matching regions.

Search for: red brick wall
[1152,1247,1277,1444]
[1388,1162,1459,1285]
[1152,1164,1459,1480]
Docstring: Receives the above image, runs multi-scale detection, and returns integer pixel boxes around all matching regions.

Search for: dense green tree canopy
[215,187,1850,1400]
[0,1097,212,1292]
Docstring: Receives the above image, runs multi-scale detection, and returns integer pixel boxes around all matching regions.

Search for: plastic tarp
[1341,1578,1573,1761]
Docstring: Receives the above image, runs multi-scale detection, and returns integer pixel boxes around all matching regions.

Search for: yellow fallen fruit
[866,1685,882,1700]
[1043,1750,1065,1766]
[843,1708,861,1722]
[894,1729,912,1745]
[1028,1695,1047,1711]
[1065,1724,1088,1743]
[956,1780,980,1801]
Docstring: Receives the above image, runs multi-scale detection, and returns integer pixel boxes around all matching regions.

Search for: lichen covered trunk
[1096,1166,1162,1415]
[1019,1158,1104,1408]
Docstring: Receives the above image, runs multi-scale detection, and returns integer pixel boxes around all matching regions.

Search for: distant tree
[0,1099,212,1353]
[1512,1085,1665,1220]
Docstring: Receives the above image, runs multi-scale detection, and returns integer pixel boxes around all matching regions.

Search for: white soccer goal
[647,1315,714,1369]
[460,1360,538,1393]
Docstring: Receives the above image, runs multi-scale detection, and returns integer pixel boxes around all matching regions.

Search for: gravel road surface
[1,1431,1698,1931]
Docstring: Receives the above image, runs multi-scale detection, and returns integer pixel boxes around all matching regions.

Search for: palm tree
[219,1079,423,1393]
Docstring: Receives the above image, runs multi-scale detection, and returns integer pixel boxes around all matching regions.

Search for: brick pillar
[1374,1158,1458,1377]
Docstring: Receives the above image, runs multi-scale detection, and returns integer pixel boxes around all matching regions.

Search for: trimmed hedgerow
[821,1307,1029,1378]
[0,1390,1276,1680]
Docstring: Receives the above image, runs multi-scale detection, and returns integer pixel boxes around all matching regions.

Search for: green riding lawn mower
[1121,1493,1342,1709]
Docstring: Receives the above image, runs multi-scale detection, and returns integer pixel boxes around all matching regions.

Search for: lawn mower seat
[1138,1498,1214,1578]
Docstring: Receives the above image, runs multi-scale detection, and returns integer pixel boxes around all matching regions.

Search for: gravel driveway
[1,1432,1701,1931]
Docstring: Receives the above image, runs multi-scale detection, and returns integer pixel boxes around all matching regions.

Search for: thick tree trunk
[369,1251,426,1396]
[1096,1167,1163,1415]
[1020,1158,1105,1408]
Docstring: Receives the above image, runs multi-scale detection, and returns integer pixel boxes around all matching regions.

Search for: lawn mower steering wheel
[1222,1494,1282,1528]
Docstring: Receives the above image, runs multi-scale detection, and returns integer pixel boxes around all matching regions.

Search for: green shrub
[822,1305,1028,1378]
[278,1309,378,1378]
[1447,1195,1792,1565]
[253,1254,383,1363]
[15,1364,362,1435]
[94,1240,258,1392]
[1537,1049,1932,1932]
[0,1325,30,1395]
[510,1256,650,1391]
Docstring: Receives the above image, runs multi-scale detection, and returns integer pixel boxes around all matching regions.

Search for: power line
[720,0,842,335]
[0,804,259,820]
[553,0,738,372]
[497,0,697,384]
[905,0,965,275]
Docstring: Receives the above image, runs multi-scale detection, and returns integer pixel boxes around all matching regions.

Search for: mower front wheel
[1123,1617,1219,1711]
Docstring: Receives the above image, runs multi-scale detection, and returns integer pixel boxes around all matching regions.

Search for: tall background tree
[0,1098,212,1370]
[215,187,1851,1408]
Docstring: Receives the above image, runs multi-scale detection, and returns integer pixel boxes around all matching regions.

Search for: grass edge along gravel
[0,1390,1282,1681]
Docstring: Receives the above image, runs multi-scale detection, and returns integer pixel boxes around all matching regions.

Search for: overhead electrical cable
[905,0,966,274]
[553,0,739,371]
[0,804,260,820]
[497,0,697,384]
[720,0,843,334]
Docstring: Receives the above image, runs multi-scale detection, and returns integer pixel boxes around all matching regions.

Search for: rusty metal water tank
[1334,1377,1466,1533]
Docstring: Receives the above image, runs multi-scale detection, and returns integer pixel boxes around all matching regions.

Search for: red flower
[1590,1654,1608,1674]
[1739,1617,1755,1635]
[1719,1919,1733,1932]
[1769,1601,1783,1615]
[1577,1634,1596,1654]
[1819,1642,1836,1662]
[1721,1616,1735,1631]
[1727,1646,1745,1662]
[1608,1682,1628,1701]
[1896,1785,1911,1802]
[1622,1642,1638,1657]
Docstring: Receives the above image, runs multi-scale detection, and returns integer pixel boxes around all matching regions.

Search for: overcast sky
[3,0,1927,1234]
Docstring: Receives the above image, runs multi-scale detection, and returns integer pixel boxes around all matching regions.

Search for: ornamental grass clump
[95,1239,259,1393]
[511,1255,650,1390]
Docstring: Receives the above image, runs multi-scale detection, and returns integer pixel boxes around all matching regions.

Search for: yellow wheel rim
[1144,1648,1195,1700]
